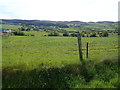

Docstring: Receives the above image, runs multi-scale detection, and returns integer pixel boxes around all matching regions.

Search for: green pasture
[23,31,48,36]
[62,28,78,31]
[2,34,118,69]
[1,24,21,30]
[2,34,119,88]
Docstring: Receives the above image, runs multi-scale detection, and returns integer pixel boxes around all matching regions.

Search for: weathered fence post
[86,42,88,58]
[77,34,83,61]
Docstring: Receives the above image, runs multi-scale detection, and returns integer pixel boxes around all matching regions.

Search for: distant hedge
[48,31,59,36]
[13,31,25,36]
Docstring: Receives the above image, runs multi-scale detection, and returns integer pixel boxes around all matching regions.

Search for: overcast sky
[0,0,119,21]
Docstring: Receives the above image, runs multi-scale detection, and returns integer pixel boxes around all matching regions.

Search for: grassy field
[23,31,48,37]
[1,24,22,30]
[2,34,119,88]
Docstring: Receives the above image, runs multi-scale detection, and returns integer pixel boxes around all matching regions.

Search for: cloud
[0,0,119,21]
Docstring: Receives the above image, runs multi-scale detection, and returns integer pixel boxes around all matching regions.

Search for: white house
[3,29,12,33]
[2,29,12,36]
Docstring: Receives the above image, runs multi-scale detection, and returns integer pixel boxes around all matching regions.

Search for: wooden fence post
[86,42,88,58]
[77,34,83,61]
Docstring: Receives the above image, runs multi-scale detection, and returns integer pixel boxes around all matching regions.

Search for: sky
[0,0,119,22]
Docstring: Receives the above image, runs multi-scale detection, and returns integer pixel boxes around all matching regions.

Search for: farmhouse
[2,29,12,36]
[3,29,12,33]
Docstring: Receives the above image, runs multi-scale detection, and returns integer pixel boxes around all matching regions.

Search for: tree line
[48,31,109,37]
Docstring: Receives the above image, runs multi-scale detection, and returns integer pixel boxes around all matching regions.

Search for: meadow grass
[2,24,22,30]
[2,34,119,88]
[23,31,48,37]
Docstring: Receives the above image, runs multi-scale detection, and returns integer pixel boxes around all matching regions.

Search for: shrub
[27,33,35,36]
[63,32,69,36]
[48,32,54,36]
[102,31,109,37]
[99,32,102,37]
[70,33,77,37]
[13,31,25,36]
[82,34,85,37]
[86,34,89,37]
[19,27,26,31]
[90,32,97,37]
[53,31,59,36]
[48,31,59,36]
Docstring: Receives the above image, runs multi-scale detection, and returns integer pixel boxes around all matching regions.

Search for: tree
[26,28,31,31]
[63,32,69,36]
[82,34,85,37]
[13,31,25,36]
[90,32,97,37]
[102,31,109,37]
[81,32,85,37]
[86,34,89,37]
[53,31,59,36]
[118,30,120,35]
[99,32,102,37]
[48,32,54,36]
[20,27,26,31]
[48,31,59,36]
[70,33,77,37]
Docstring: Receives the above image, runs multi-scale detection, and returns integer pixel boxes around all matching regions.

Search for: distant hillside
[0,19,118,31]
[1,19,117,25]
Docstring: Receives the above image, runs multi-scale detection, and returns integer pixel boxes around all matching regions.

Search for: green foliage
[26,28,31,31]
[13,30,35,36]
[48,32,53,36]
[2,24,22,30]
[90,32,97,37]
[70,33,78,37]
[48,31,59,36]
[81,34,85,37]
[2,34,118,88]
[19,27,26,31]
[13,31,25,36]
[25,33,35,36]
[102,31,109,37]
[118,30,120,35]
[2,58,118,88]
[98,32,102,37]
[63,32,69,36]
[53,31,59,36]
[18,26,33,31]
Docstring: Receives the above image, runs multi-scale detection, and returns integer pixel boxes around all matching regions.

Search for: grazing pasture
[2,33,119,88]
[2,24,21,30]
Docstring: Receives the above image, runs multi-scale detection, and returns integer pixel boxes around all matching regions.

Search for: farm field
[2,34,118,69]
[2,34,119,88]
[1,24,21,30]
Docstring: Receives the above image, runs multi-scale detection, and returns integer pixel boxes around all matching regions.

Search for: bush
[70,33,77,37]
[99,32,102,37]
[19,27,26,31]
[48,32,54,36]
[82,34,85,37]
[90,32,97,37]
[53,31,59,36]
[86,34,89,37]
[63,32,69,36]
[48,31,59,36]
[25,33,35,36]
[102,31,109,37]
[13,31,25,36]
[118,32,120,35]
